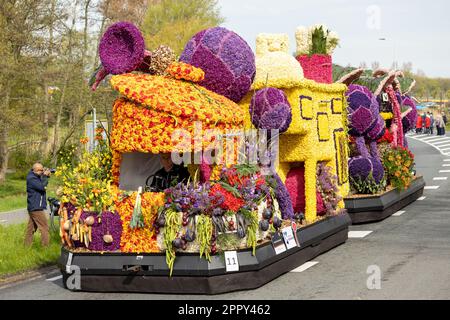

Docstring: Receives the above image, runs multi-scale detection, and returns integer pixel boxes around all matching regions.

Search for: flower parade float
[334,66,425,224]
[56,22,351,294]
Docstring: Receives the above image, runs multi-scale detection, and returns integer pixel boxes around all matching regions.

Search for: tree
[401,62,413,73]
[100,0,149,26]
[141,0,224,55]
[0,0,56,183]
[371,61,380,71]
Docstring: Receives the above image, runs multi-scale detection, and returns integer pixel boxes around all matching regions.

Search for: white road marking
[439,170,450,173]
[417,196,427,201]
[425,137,450,143]
[433,140,450,145]
[444,159,450,162]
[442,164,450,167]
[290,261,319,273]
[419,136,445,141]
[433,143,450,147]
[433,177,448,181]
[393,211,406,217]
[46,275,63,282]
[406,134,450,157]
[348,231,373,239]
[425,186,440,190]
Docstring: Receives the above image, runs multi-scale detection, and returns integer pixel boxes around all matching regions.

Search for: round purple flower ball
[347,84,381,137]
[99,21,146,75]
[367,116,386,141]
[370,157,385,183]
[249,88,292,133]
[349,156,384,184]
[180,27,256,103]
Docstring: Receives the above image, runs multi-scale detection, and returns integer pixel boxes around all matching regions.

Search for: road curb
[0,208,27,215]
[0,265,59,290]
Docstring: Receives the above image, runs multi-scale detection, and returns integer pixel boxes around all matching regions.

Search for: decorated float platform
[54,22,424,294]
[344,176,425,224]
[334,64,424,225]
[58,213,350,294]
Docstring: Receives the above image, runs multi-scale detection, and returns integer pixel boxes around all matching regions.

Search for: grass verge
[0,222,61,277]
[0,173,61,213]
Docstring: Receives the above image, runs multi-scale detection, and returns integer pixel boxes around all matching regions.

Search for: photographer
[24,163,52,247]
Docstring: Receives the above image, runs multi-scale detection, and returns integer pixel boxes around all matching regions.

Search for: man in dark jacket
[148,153,190,192]
[25,163,51,247]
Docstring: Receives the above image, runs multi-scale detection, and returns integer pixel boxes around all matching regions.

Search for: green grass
[0,196,27,213]
[0,174,26,213]
[0,223,61,277]
[0,173,62,213]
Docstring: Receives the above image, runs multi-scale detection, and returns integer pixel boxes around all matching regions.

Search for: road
[0,209,28,226]
[1,137,449,300]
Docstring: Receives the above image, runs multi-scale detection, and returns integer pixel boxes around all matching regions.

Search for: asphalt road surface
[1,137,449,300]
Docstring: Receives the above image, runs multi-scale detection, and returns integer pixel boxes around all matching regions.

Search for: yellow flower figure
[239,33,350,223]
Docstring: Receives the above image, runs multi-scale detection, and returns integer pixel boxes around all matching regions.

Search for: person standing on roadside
[442,113,447,136]
[416,114,423,134]
[430,112,435,135]
[421,113,427,134]
[435,113,444,136]
[25,163,51,247]
[425,113,431,134]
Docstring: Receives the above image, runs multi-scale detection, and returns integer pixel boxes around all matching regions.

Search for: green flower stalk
[130,187,144,229]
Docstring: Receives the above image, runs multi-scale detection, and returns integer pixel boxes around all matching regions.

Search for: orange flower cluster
[114,188,165,253]
[111,98,239,154]
[80,137,89,144]
[383,146,415,190]
[111,151,122,185]
[111,73,244,125]
[166,61,205,83]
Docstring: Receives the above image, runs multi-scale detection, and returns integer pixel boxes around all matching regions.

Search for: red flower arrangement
[378,128,394,144]
[209,183,244,212]
[297,54,333,84]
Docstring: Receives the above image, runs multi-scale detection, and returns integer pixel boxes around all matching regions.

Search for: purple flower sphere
[370,157,385,183]
[250,88,292,133]
[180,27,256,103]
[349,156,384,184]
[99,22,146,75]
[367,116,386,141]
[347,84,381,137]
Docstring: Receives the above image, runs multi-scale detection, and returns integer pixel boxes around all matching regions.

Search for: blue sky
[217,0,450,78]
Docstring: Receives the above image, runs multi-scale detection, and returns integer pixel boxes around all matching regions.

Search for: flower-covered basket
[297,54,333,84]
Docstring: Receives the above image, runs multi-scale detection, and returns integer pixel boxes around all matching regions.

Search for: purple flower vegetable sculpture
[180,27,256,103]
[249,87,293,133]
[90,21,148,91]
[346,84,386,185]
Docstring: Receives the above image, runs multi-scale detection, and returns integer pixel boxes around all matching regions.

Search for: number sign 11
[224,251,239,272]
